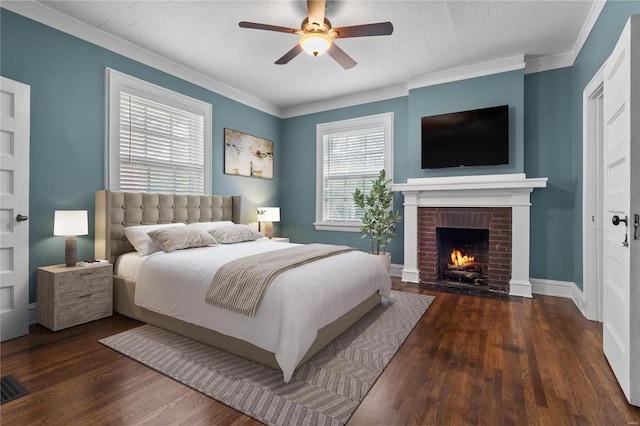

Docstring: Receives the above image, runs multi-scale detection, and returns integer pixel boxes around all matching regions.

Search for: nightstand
[36,263,113,331]
[269,237,289,242]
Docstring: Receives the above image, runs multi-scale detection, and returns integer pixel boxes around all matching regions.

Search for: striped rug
[100,290,434,426]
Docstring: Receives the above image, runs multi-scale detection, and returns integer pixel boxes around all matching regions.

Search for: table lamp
[54,210,88,267]
[257,207,280,239]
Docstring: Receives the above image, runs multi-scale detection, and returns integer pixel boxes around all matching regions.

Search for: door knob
[16,214,28,222]
[612,215,628,226]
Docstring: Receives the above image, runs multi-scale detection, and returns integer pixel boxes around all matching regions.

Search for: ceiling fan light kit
[300,33,332,57]
[239,0,393,69]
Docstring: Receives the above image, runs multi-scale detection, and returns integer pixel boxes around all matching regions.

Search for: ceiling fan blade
[239,21,299,35]
[307,0,326,27]
[327,43,357,70]
[275,44,304,65]
[331,22,394,38]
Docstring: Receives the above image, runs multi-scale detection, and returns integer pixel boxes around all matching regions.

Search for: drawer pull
[79,293,93,299]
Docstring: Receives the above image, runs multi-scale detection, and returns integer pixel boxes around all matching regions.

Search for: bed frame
[94,190,381,371]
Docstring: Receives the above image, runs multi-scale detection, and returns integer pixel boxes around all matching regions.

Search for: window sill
[313,222,361,232]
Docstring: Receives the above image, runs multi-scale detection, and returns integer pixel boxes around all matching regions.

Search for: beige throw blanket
[205,244,356,317]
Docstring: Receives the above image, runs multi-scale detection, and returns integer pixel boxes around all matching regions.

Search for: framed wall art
[224,128,274,179]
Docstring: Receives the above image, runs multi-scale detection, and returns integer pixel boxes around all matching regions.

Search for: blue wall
[0,9,281,303]
[407,70,525,179]
[3,1,640,303]
[280,97,409,263]
[524,67,574,282]
[281,69,526,266]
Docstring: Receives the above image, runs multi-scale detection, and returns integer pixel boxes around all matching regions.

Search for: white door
[602,15,639,406]
[0,77,30,342]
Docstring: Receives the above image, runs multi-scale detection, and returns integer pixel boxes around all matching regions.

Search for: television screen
[421,105,509,169]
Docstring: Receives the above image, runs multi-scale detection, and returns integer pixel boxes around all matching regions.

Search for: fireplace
[438,227,489,287]
[392,174,547,298]
[418,207,512,295]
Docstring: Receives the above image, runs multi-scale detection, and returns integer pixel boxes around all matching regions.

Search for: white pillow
[186,221,235,232]
[148,226,217,252]
[208,224,264,244]
[124,223,185,256]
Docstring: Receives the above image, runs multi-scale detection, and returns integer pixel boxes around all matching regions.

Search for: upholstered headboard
[95,190,242,264]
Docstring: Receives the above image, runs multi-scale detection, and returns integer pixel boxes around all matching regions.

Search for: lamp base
[264,222,273,239]
[65,236,77,267]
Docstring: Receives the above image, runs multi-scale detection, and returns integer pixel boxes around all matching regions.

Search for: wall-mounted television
[421,105,509,169]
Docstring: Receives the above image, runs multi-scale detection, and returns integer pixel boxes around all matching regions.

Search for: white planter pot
[372,253,391,272]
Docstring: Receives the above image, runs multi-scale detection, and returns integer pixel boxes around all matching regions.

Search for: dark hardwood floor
[2,278,639,425]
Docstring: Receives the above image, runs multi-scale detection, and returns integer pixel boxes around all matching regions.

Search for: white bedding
[120,240,392,382]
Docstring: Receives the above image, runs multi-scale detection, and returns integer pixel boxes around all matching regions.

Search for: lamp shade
[53,210,88,236]
[299,33,332,56]
[257,207,280,223]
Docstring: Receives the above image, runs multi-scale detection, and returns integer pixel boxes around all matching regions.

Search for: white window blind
[106,68,212,194]
[315,112,394,232]
[323,127,385,222]
[119,92,205,193]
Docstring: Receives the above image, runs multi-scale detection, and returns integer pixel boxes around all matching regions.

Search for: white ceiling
[6,1,603,117]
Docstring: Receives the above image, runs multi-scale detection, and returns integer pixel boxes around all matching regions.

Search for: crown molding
[571,0,607,63]
[524,52,574,74]
[2,0,606,117]
[1,1,282,117]
[281,84,408,118]
[407,54,526,90]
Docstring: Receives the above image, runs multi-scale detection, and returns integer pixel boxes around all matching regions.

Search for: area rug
[100,290,434,426]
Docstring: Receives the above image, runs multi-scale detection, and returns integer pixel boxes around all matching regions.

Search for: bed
[94,190,391,382]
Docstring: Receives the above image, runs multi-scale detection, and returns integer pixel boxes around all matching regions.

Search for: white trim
[571,1,608,65]
[2,2,605,119]
[1,1,279,117]
[29,303,37,325]
[315,112,394,232]
[390,263,403,278]
[582,62,606,322]
[522,1,606,77]
[391,265,589,317]
[392,174,547,297]
[282,85,408,119]
[106,68,212,194]
[312,222,361,232]
[524,52,574,75]
[408,55,525,90]
[531,278,587,317]
[531,278,574,298]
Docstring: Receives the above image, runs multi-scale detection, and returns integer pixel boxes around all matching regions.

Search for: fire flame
[451,249,474,267]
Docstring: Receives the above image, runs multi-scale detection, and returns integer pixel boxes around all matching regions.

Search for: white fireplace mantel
[392,173,548,297]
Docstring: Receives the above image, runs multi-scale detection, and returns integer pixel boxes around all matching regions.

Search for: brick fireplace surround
[392,174,547,298]
[419,207,512,294]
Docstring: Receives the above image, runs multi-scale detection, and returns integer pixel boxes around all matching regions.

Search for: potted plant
[353,169,402,271]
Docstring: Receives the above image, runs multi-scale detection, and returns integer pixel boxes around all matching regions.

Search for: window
[315,112,394,231]
[106,68,212,194]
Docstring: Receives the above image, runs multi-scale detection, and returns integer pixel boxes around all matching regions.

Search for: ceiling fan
[239,0,393,69]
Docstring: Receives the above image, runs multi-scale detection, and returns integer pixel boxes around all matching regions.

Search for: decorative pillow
[208,224,264,244]
[124,223,186,256]
[147,226,217,252]
[186,221,235,232]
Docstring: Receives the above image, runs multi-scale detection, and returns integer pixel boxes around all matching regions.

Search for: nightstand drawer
[49,265,111,279]
[56,292,112,329]
[58,275,111,301]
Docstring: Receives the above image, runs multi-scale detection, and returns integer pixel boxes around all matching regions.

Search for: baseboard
[531,278,574,298]
[392,265,589,317]
[29,303,37,325]
[531,278,586,317]
[390,263,403,277]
